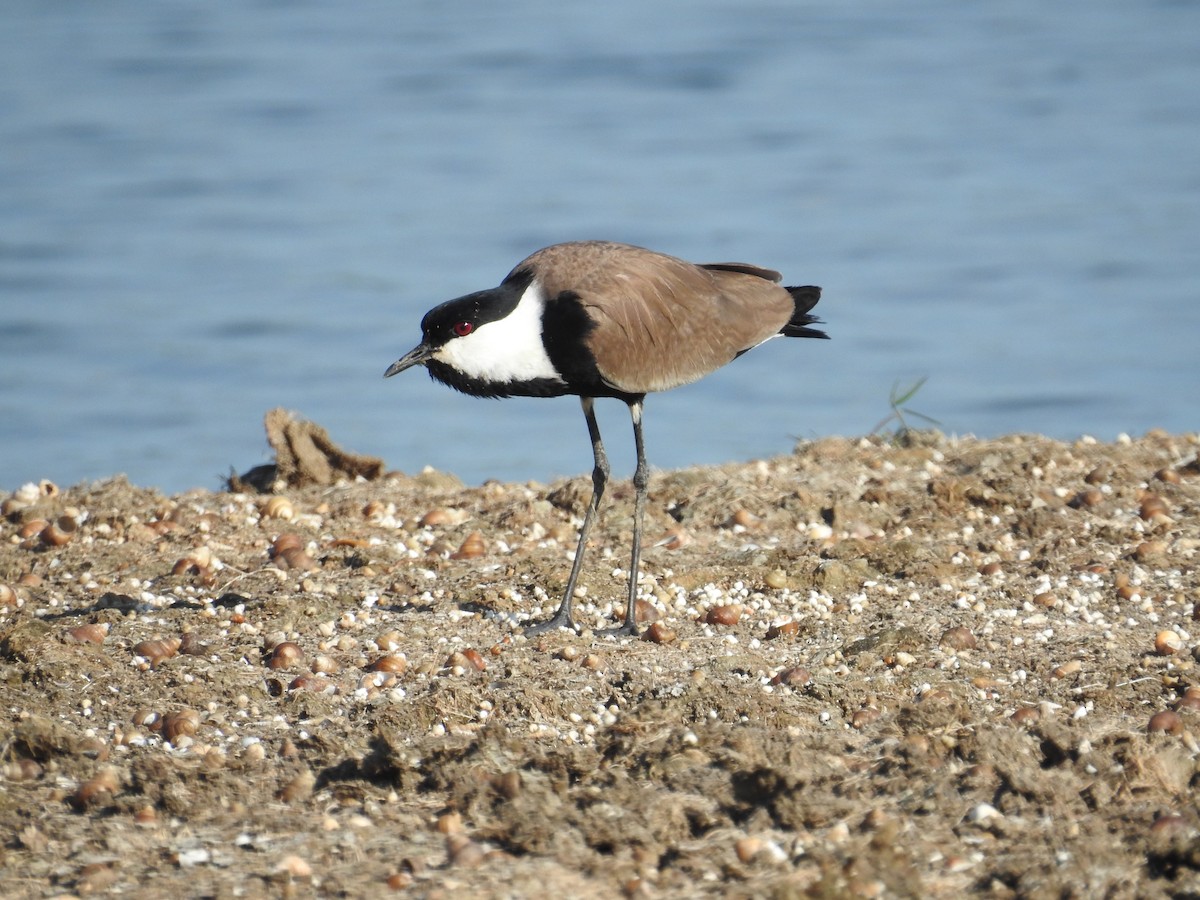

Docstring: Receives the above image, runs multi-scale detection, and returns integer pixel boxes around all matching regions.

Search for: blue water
[2,1,1198,494]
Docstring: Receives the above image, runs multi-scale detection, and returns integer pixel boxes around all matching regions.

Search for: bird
[384,240,827,637]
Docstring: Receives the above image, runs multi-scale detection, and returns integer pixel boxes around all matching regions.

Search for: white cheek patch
[435,281,564,385]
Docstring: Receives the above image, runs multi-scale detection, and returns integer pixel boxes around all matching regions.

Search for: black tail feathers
[781,285,828,339]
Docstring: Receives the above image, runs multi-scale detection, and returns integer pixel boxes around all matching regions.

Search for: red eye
[453,321,473,337]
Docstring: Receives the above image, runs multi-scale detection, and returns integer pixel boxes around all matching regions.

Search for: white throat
[435,281,564,386]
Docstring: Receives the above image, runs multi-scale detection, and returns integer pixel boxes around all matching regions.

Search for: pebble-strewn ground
[2,431,1199,898]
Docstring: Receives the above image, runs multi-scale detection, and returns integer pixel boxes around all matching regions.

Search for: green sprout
[872,376,941,440]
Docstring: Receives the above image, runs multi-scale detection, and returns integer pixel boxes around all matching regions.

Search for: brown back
[514,242,794,394]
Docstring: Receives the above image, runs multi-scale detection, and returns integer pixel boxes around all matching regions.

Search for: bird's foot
[596,619,640,639]
[523,610,579,637]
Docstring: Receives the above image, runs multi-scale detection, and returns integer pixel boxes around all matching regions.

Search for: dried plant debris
[229,407,386,492]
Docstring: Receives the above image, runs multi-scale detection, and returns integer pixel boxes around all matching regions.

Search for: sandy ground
[2,429,1199,899]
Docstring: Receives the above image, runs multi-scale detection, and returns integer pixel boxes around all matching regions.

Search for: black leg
[525,396,608,635]
[600,397,646,637]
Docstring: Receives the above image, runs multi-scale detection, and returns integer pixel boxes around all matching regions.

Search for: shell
[19,519,49,540]
[72,768,120,809]
[310,654,340,675]
[66,623,110,645]
[40,516,79,547]
[260,496,295,520]
[939,626,978,652]
[267,641,305,669]
[703,604,743,626]
[420,507,466,527]
[270,532,305,557]
[275,547,319,571]
[289,674,337,694]
[766,620,799,640]
[450,531,486,559]
[133,637,181,666]
[641,622,677,645]
[162,709,201,742]
[367,653,408,674]
[769,666,812,687]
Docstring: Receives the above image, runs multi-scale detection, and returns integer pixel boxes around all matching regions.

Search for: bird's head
[383,271,565,393]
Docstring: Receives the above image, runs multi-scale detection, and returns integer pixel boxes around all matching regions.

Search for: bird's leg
[525,397,608,636]
[600,397,647,637]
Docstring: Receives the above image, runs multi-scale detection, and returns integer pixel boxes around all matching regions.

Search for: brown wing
[515,242,794,394]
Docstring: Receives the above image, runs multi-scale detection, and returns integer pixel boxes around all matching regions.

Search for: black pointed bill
[383,342,434,378]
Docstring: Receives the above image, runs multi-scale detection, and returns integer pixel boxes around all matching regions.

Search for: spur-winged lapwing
[385,240,826,636]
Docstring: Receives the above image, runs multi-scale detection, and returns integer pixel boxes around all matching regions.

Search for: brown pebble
[0,583,17,606]
[642,622,677,645]
[1148,710,1184,735]
[1084,465,1111,485]
[703,604,743,627]
[1155,467,1183,485]
[1033,591,1058,608]
[939,626,977,652]
[978,561,1003,576]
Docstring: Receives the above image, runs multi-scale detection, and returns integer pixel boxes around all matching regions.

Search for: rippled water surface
[2,1,1198,492]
